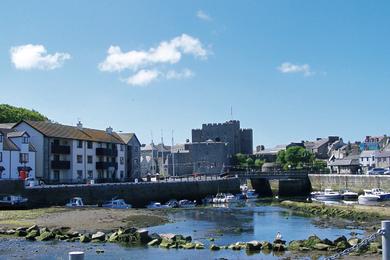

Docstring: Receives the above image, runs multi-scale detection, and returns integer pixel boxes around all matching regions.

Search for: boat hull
[313,194,343,201]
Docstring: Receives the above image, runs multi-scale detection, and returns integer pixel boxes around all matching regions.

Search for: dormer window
[22,136,29,144]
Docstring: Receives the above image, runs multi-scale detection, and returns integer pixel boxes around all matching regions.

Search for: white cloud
[166,68,194,79]
[99,34,208,72]
[277,62,313,76]
[125,69,160,86]
[10,44,70,70]
[196,10,212,21]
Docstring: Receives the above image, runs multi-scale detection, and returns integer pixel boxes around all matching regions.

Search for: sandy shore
[0,207,169,232]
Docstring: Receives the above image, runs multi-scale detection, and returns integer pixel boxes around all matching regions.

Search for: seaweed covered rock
[38,231,55,241]
[25,230,40,241]
[246,241,262,251]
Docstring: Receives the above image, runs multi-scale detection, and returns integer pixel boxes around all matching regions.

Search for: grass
[0,207,67,227]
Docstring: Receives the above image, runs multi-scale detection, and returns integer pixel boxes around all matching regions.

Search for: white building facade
[0,129,36,180]
[13,120,138,184]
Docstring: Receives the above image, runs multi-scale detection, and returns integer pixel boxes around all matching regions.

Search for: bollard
[383,221,390,260]
[69,251,84,260]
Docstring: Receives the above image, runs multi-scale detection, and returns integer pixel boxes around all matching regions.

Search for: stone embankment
[0,224,381,257]
[309,174,390,192]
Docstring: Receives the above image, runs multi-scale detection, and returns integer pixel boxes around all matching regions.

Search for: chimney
[106,126,113,134]
[77,121,83,129]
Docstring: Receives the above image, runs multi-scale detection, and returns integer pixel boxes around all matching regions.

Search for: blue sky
[0,1,389,147]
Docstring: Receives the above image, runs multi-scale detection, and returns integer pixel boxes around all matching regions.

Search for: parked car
[367,168,386,175]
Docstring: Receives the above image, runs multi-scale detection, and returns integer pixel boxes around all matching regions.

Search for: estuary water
[0,202,364,260]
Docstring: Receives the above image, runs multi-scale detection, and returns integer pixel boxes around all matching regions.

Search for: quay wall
[309,174,390,192]
[21,178,240,207]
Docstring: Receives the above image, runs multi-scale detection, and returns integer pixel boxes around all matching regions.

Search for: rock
[117,233,132,243]
[322,238,334,246]
[80,235,91,243]
[333,235,347,245]
[92,231,106,241]
[6,229,16,235]
[15,230,27,237]
[261,241,273,250]
[51,228,64,236]
[313,243,330,251]
[304,235,322,248]
[55,235,68,240]
[185,236,192,242]
[228,244,241,250]
[96,249,104,254]
[210,244,220,251]
[336,240,351,250]
[288,240,304,251]
[348,238,361,246]
[208,237,215,241]
[299,247,310,252]
[159,239,174,248]
[273,239,286,245]
[67,231,79,238]
[38,231,55,241]
[182,242,196,249]
[118,227,137,235]
[272,243,286,251]
[246,241,262,251]
[149,233,161,241]
[26,225,39,233]
[148,239,161,246]
[16,227,27,231]
[25,230,40,240]
[195,243,204,249]
[39,227,50,234]
[66,237,79,242]
[368,242,380,253]
[108,232,119,243]
[135,229,150,244]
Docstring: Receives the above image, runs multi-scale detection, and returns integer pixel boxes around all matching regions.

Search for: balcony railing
[51,144,70,154]
[96,148,118,157]
[95,161,118,170]
[51,160,71,169]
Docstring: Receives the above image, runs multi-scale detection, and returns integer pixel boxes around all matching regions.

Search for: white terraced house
[13,120,140,184]
[0,128,36,180]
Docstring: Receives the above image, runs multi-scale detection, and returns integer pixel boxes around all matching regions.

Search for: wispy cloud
[196,10,212,22]
[125,69,160,86]
[10,44,70,70]
[99,34,207,72]
[277,62,313,76]
[100,34,208,86]
[166,68,194,80]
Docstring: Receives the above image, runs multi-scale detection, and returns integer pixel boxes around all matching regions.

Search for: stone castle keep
[192,120,253,156]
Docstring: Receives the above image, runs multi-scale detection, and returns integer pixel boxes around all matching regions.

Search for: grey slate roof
[118,133,140,145]
[328,155,360,166]
[0,123,16,129]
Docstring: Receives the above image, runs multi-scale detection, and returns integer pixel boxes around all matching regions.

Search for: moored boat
[311,189,342,201]
[146,202,169,209]
[66,197,84,207]
[244,189,258,200]
[341,190,358,200]
[178,199,196,208]
[165,199,179,208]
[358,190,381,204]
[0,195,28,209]
[102,198,131,209]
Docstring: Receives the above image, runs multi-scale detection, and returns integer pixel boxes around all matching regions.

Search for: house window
[120,145,124,151]
[53,170,60,181]
[120,170,124,178]
[0,152,2,162]
[77,140,83,148]
[87,141,93,149]
[77,170,83,180]
[87,156,93,164]
[77,155,83,163]
[120,157,124,165]
[19,153,29,163]
[87,170,93,179]
[22,136,29,144]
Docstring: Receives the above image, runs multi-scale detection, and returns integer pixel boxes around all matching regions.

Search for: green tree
[276,146,315,171]
[246,158,254,166]
[0,104,47,123]
[254,159,265,169]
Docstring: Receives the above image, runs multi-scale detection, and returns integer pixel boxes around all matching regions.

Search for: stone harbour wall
[309,174,390,192]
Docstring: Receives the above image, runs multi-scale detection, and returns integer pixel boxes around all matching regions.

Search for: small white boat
[102,198,131,209]
[358,190,381,203]
[66,197,84,207]
[244,189,258,200]
[165,199,179,208]
[311,189,342,201]
[212,193,238,203]
[146,202,169,209]
[370,188,390,200]
[0,195,28,209]
[341,190,358,200]
[178,200,196,208]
